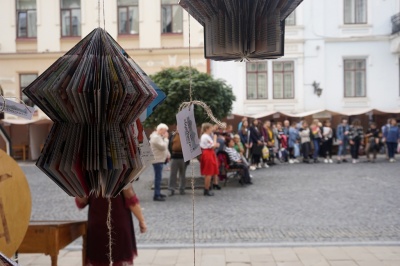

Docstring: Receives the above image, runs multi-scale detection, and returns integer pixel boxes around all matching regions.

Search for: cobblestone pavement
[19,156,400,247]
[17,246,400,266]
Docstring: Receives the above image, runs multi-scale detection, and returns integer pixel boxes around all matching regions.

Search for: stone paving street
[17,246,400,266]
[20,156,400,247]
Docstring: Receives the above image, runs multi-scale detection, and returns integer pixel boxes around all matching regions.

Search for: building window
[118,0,139,35]
[246,63,268,99]
[161,0,183,34]
[20,74,38,107]
[344,0,367,24]
[273,62,294,99]
[61,0,81,37]
[344,59,366,97]
[286,11,296,26]
[16,0,37,38]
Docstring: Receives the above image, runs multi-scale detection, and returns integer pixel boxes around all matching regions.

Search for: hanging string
[97,2,111,265]
[107,198,113,266]
[98,0,100,28]
[103,0,106,31]
[179,11,225,129]
[187,11,196,266]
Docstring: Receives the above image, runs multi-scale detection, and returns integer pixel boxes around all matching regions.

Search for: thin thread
[188,11,193,102]
[103,0,106,30]
[98,0,100,28]
[191,161,195,266]
[181,11,225,129]
[188,11,196,266]
[107,198,113,266]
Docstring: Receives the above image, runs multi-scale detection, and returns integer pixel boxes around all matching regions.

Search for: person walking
[168,131,187,196]
[75,186,147,266]
[365,122,380,163]
[348,119,364,164]
[321,120,334,163]
[200,123,219,196]
[382,118,400,162]
[299,121,312,163]
[149,123,170,202]
[336,118,350,163]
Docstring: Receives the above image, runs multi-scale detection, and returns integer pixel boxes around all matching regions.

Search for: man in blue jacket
[383,118,400,163]
[336,118,350,163]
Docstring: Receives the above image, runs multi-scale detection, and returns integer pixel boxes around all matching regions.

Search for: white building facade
[0,0,206,118]
[212,0,400,116]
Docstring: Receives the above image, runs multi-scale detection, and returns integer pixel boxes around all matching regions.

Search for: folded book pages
[179,0,303,61]
[23,28,162,197]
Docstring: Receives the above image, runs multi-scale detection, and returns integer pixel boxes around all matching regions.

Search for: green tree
[144,66,236,128]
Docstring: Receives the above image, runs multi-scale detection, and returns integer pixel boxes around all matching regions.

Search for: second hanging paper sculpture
[179,0,303,61]
[23,28,159,197]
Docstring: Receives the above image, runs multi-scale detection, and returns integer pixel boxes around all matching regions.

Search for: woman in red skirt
[200,123,219,196]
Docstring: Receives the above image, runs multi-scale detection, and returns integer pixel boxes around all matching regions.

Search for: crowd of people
[148,118,400,200]
[237,116,400,165]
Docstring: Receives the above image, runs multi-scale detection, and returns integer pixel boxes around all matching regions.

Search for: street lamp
[312,81,323,97]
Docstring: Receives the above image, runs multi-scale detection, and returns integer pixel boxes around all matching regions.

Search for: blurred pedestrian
[310,119,322,163]
[336,118,350,163]
[288,121,300,163]
[75,186,146,266]
[299,121,312,163]
[168,131,187,196]
[365,122,380,163]
[321,120,334,163]
[150,123,170,202]
[200,123,219,196]
[383,118,400,162]
[348,119,364,164]
[249,119,264,168]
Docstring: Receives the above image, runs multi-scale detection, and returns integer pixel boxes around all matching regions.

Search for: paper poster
[176,106,201,162]
[139,131,154,166]
[0,98,35,120]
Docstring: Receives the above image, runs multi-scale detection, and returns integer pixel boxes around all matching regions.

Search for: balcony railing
[392,12,400,35]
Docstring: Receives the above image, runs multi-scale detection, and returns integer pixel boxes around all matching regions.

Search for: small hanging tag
[176,106,201,162]
[0,98,35,120]
[139,131,154,166]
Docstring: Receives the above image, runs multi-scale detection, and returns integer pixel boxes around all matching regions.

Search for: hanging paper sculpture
[179,0,303,61]
[23,28,161,197]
